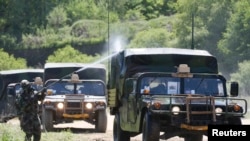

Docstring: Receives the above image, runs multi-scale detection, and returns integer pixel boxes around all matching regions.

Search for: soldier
[15,79,46,141]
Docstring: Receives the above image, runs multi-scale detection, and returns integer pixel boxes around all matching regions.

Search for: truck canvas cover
[0,69,44,100]
[44,63,106,83]
[114,48,218,77]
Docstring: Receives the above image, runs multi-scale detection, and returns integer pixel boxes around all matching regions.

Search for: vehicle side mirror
[230,82,238,97]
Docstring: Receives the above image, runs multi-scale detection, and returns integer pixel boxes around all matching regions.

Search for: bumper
[180,124,208,131]
[63,113,90,119]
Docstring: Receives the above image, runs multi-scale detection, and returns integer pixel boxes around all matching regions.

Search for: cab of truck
[107,48,247,141]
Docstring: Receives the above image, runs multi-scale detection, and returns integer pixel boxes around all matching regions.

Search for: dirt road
[51,114,207,141]
[7,112,250,141]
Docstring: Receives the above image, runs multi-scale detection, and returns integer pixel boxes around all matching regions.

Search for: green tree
[46,45,101,63]
[128,28,172,48]
[172,0,235,79]
[3,0,59,40]
[71,20,107,39]
[230,60,250,96]
[47,5,68,30]
[174,0,232,50]
[218,0,250,78]
[0,0,61,48]
[112,0,176,20]
[0,49,27,70]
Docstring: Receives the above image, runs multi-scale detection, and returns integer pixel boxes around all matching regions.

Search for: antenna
[191,13,194,49]
[107,0,111,85]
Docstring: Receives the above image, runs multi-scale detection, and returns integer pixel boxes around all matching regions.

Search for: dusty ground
[7,113,250,141]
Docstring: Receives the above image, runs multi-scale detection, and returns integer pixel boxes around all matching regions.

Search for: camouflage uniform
[15,80,45,141]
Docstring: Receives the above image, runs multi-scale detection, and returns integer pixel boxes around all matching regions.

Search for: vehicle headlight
[153,102,161,109]
[57,103,64,109]
[172,106,180,115]
[232,104,241,112]
[86,103,93,109]
[215,107,223,116]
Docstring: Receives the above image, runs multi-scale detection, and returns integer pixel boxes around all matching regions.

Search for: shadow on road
[47,127,97,133]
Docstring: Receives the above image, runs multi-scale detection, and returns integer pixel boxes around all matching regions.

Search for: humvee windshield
[140,77,224,96]
[7,83,43,96]
[45,81,105,96]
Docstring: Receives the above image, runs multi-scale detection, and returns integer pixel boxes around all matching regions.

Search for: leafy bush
[0,49,27,71]
[128,28,172,48]
[70,20,107,39]
[46,45,101,63]
[230,60,250,96]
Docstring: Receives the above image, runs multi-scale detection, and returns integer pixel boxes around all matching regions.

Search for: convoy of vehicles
[107,48,248,141]
[0,47,248,140]
[41,63,107,132]
[0,69,44,122]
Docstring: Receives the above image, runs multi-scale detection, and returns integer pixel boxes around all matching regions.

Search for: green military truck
[107,48,248,141]
[41,63,107,132]
[0,69,44,122]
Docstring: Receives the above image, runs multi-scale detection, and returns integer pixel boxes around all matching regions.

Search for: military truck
[41,63,107,132]
[0,69,44,122]
[107,48,248,141]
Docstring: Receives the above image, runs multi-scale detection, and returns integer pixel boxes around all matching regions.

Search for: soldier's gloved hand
[41,88,47,95]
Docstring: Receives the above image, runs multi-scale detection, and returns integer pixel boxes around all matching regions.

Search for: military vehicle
[41,63,107,132]
[107,48,248,141]
[6,76,44,118]
[0,69,44,122]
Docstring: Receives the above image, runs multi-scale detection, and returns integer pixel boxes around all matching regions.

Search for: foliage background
[1,0,250,96]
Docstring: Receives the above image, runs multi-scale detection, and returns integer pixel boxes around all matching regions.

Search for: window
[140,77,180,94]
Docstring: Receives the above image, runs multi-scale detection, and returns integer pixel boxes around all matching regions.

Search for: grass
[0,123,88,141]
[0,123,24,141]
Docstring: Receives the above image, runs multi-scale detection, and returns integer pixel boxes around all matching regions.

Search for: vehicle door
[6,84,20,116]
[127,79,137,123]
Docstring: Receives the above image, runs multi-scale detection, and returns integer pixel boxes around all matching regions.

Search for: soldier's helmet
[21,79,30,89]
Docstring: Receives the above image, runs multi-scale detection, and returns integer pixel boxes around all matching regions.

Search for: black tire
[142,112,160,141]
[95,109,107,132]
[42,107,53,132]
[184,134,203,141]
[228,117,242,125]
[113,114,130,141]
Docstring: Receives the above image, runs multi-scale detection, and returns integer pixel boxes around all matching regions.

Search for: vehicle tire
[42,107,53,132]
[184,134,203,141]
[228,117,242,125]
[142,112,160,141]
[95,109,107,132]
[113,114,130,141]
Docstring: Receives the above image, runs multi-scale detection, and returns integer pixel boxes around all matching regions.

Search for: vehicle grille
[67,102,81,108]
[185,95,216,123]
[64,94,85,114]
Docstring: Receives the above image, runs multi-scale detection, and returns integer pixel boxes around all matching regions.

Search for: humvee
[0,69,44,122]
[107,48,247,141]
[41,63,107,132]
